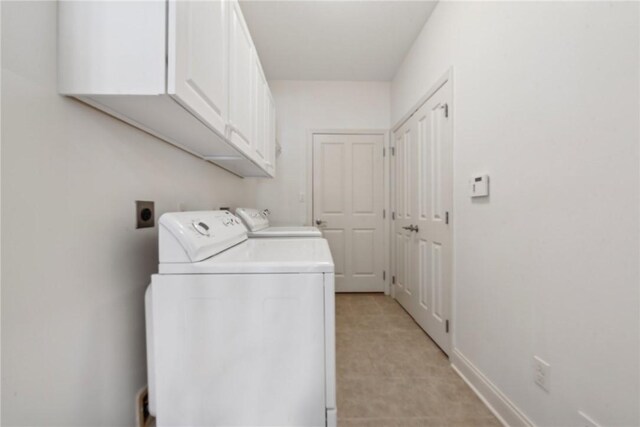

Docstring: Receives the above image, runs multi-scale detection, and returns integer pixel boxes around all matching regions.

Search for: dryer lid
[248,226,322,238]
[235,207,269,232]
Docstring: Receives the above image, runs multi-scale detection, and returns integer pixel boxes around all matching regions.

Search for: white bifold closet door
[392,80,453,355]
[313,133,385,293]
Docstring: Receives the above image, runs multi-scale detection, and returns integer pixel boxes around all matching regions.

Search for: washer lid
[235,207,269,232]
[248,226,322,238]
[158,211,247,263]
[159,237,334,274]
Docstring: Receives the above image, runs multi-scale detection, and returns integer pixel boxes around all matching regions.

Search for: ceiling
[239,1,438,81]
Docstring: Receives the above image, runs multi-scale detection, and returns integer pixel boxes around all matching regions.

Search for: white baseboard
[450,348,535,427]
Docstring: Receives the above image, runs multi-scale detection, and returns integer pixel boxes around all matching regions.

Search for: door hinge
[392,211,396,220]
[442,103,449,118]
[392,275,396,285]
[383,209,386,219]
[446,319,450,333]
[383,270,386,281]
[391,147,396,156]
[383,147,386,157]
[445,211,449,224]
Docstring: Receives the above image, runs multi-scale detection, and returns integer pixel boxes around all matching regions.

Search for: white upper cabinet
[228,1,255,152]
[253,59,268,163]
[267,94,277,176]
[58,0,276,178]
[253,60,276,177]
[168,0,228,138]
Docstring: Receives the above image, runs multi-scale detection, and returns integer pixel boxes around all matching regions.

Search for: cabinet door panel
[267,94,277,176]
[228,1,254,149]
[168,0,227,137]
[253,60,267,162]
[261,84,270,165]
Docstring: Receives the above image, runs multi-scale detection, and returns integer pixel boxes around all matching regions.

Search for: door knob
[411,225,419,232]
[402,226,412,231]
[315,219,326,226]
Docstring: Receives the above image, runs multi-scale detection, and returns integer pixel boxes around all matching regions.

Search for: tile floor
[336,293,501,427]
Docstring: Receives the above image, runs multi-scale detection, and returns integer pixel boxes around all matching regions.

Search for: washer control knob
[192,220,210,236]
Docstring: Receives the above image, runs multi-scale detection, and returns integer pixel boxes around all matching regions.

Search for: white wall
[392,2,639,426]
[257,81,390,226]
[1,2,257,425]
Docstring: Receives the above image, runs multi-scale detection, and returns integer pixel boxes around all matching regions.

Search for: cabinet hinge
[383,271,386,281]
[392,211,396,220]
[392,275,396,285]
[446,319,450,333]
[445,211,450,224]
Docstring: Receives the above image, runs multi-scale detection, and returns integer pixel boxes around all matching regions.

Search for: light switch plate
[470,175,489,197]
[533,356,551,392]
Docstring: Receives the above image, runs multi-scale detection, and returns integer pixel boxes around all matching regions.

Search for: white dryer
[235,207,322,238]
[145,210,336,427]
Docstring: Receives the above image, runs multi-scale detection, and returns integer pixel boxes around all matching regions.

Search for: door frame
[307,129,391,294]
[389,68,455,351]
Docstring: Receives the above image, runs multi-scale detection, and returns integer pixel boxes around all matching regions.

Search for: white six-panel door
[392,80,453,354]
[313,134,385,292]
[393,122,415,311]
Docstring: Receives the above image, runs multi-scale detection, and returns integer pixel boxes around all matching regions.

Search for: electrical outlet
[136,387,153,427]
[533,356,550,391]
[578,411,601,427]
[136,201,155,229]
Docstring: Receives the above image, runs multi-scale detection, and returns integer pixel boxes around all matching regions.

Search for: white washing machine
[145,210,336,427]
[235,207,322,238]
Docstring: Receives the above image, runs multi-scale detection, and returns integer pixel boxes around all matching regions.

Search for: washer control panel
[235,207,269,232]
[192,220,210,236]
[159,210,247,263]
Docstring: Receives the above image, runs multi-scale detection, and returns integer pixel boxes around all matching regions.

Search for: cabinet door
[253,59,267,163]
[228,1,254,150]
[266,93,277,176]
[168,0,228,137]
